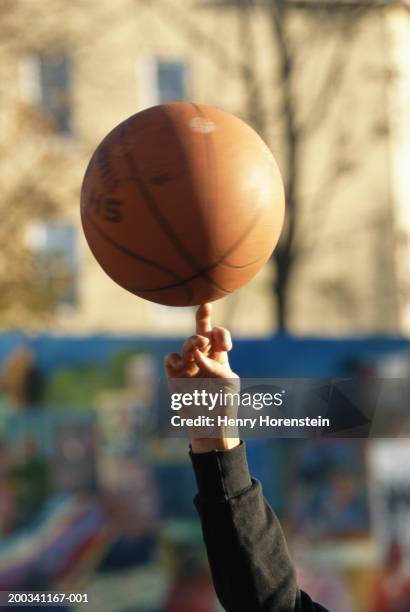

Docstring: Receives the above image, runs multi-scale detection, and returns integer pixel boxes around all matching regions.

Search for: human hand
[164,303,240,452]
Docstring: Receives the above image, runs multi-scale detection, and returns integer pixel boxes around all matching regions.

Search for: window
[137,58,189,108]
[20,52,72,135]
[25,222,78,307]
[39,53,71,134]
[157,60,188,103]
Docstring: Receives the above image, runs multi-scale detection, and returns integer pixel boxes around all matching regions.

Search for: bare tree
[268,1,364,329]
[139,0,397,331]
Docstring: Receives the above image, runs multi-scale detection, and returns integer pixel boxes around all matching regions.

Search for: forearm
[190,442,299,612]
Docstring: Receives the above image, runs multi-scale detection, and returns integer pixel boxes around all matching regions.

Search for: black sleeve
[190,442,330,612]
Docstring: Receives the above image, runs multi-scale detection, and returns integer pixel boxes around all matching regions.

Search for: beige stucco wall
[385,7,410,336]
[0,0,408,336]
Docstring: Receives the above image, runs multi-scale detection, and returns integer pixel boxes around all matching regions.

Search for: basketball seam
[189,104,270,281]
[87,110,269,304]
[129,206,266,292]
[119,111,242,297]
[132,252,268,292]
[217,253,267,269]
[121,137,232,297]
[82,208,194,304]
[83,206,266,295]
[191,103,269,273]
[191,103,217,250]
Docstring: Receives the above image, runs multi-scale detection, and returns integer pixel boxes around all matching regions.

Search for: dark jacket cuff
[189,441,252,502]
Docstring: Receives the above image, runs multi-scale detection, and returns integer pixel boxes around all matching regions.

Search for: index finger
[196,303,212,336]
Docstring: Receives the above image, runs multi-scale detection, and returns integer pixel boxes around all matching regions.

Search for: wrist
[189,439,251,500]
[191,437,241,453]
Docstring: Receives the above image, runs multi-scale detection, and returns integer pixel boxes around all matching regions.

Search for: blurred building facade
[1,0,409,336]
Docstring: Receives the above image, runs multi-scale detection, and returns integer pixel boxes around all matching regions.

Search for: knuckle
[213,327,232,344]
[212,326,224,336]
[196,334,209,344]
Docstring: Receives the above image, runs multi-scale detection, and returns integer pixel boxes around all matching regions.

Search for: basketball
[80,103,285,306]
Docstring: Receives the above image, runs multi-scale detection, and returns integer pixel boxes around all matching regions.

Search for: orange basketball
[80,103,285,306]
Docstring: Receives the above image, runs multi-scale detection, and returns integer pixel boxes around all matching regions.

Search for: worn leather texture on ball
[80,102,285,306]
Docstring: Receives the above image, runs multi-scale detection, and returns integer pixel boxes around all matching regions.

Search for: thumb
[193,348,227,378]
